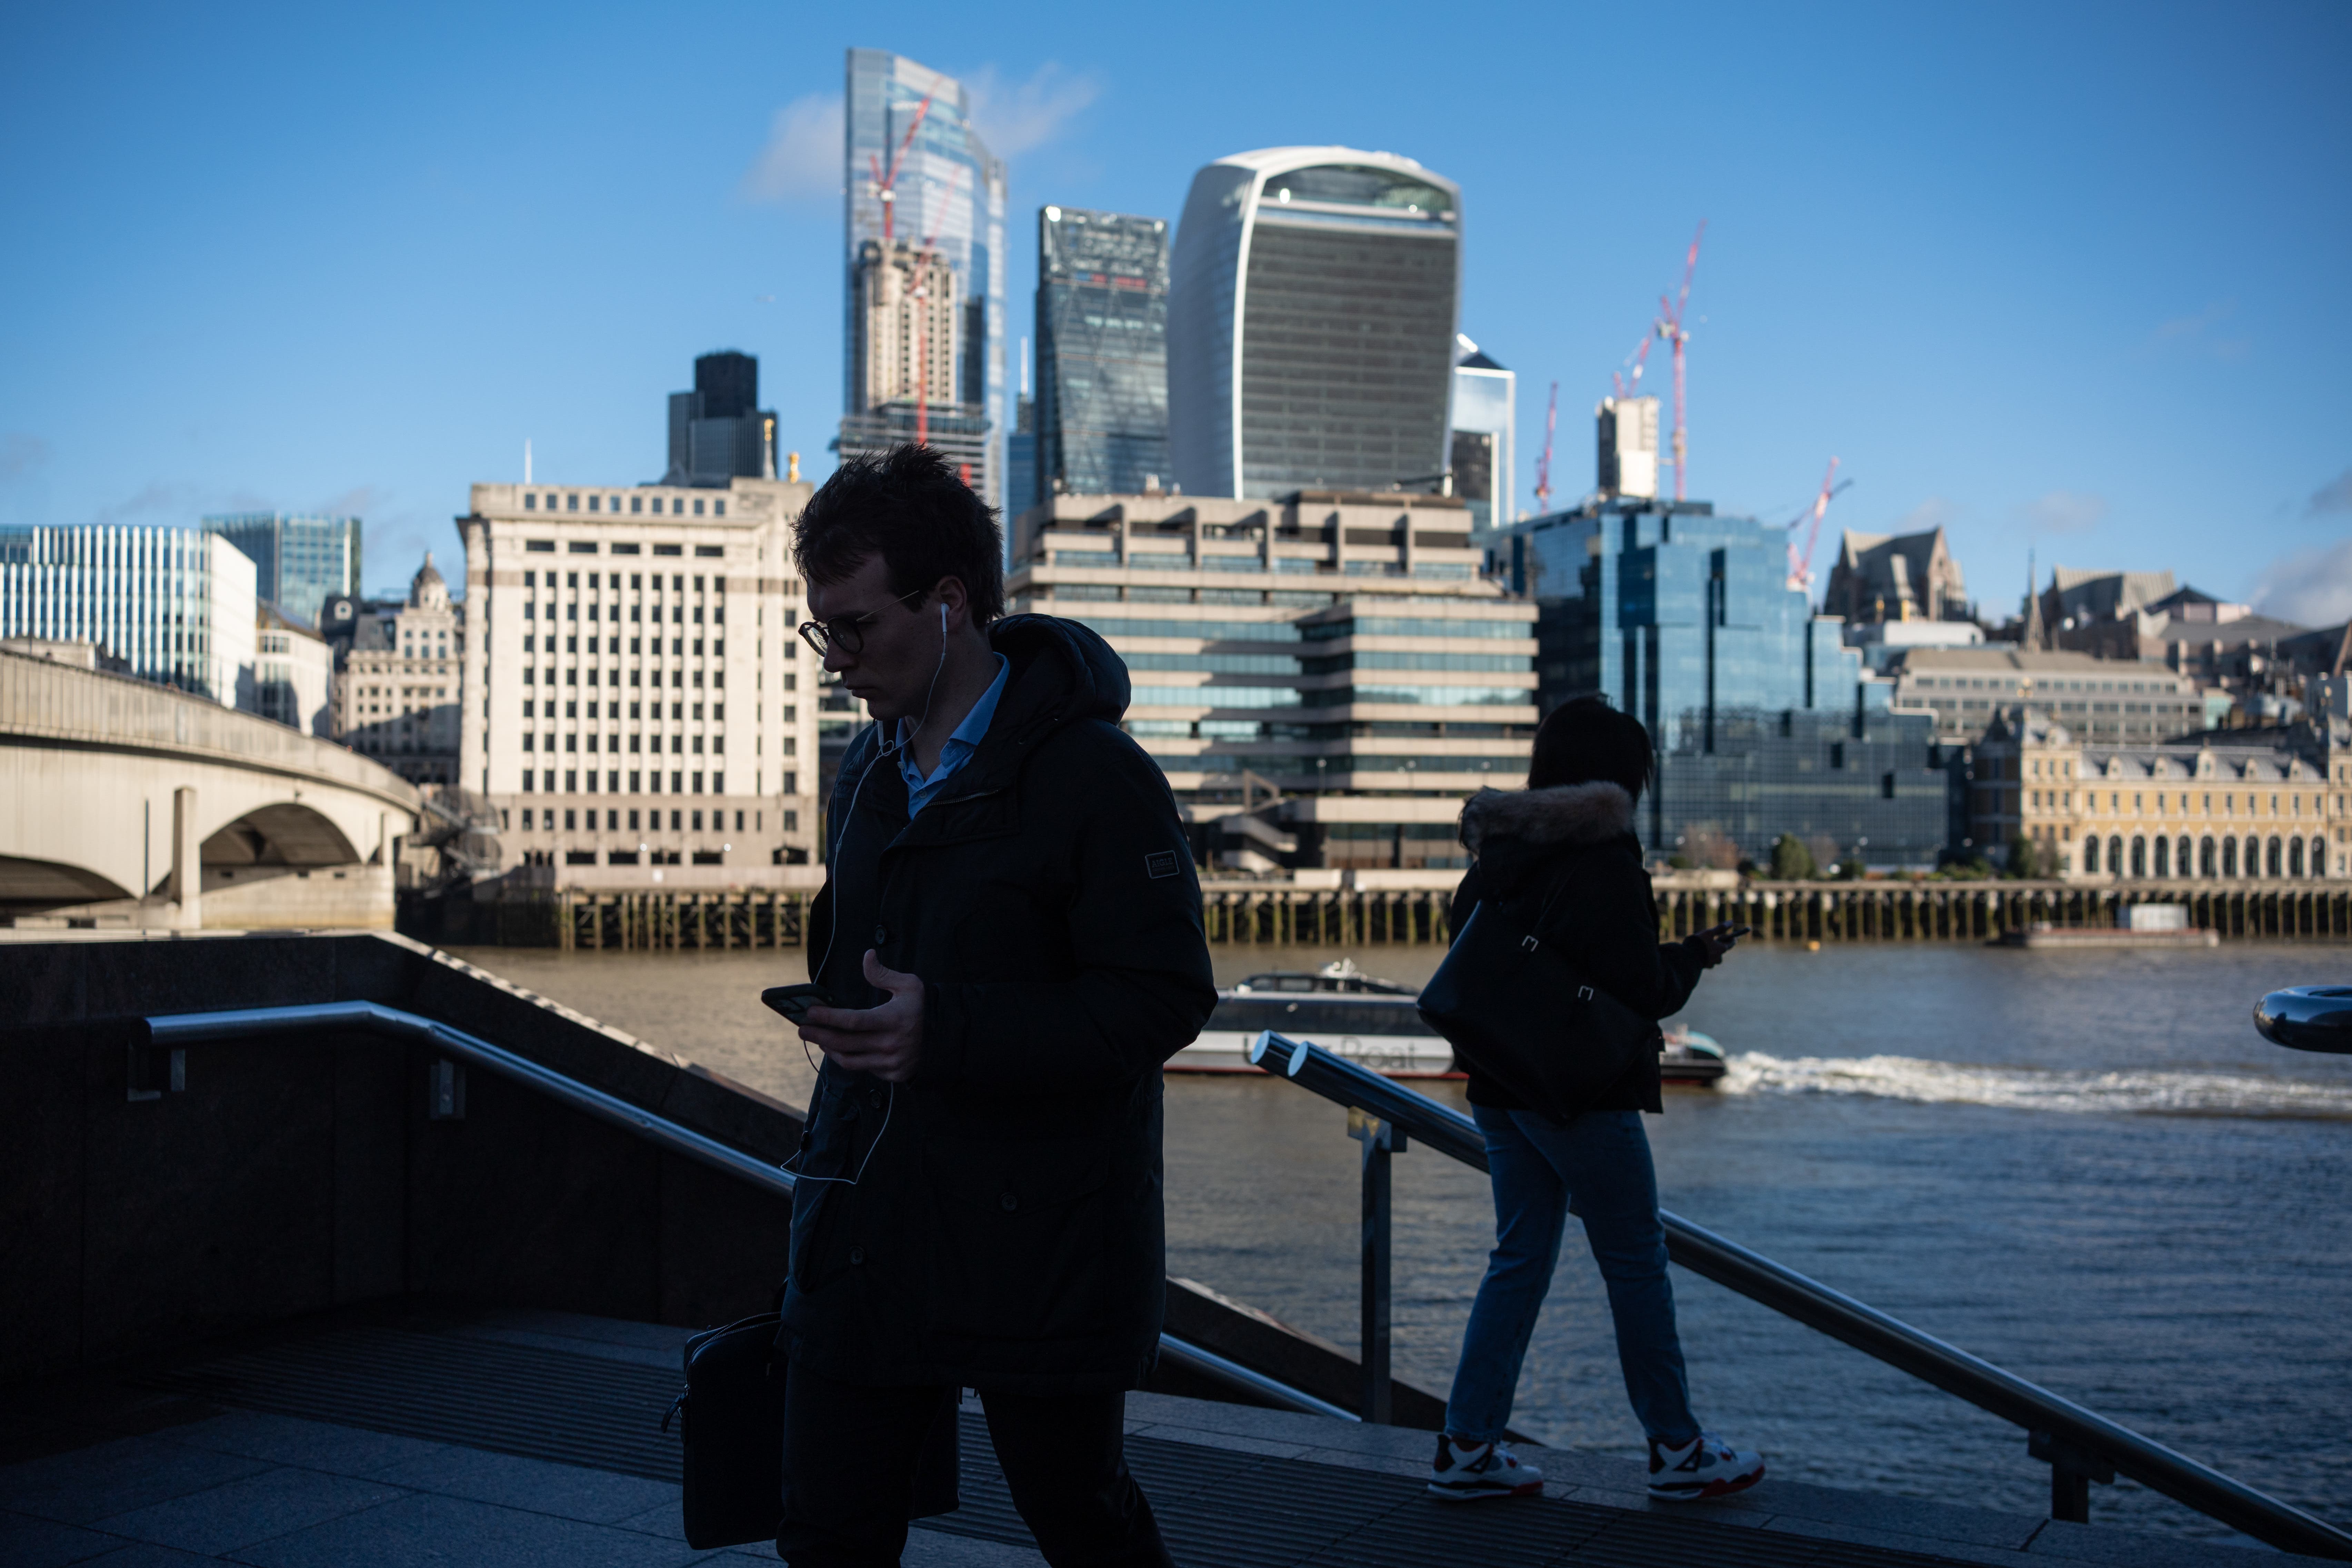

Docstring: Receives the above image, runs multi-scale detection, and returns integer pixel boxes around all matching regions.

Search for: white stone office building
[255,603,334,736]
[1005,489,1533,872]
[459,478,820,875]
[334,556,465,785]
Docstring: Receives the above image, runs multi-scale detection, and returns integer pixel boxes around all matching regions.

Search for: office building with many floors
[1004,488,1530,872]
[0,524,257,706]
[1036,206,1170,499]
[1486,494,1949,869]
[1889,646,2208,745]
[843,48,1007,507]
[458,476,819,875]
[333,555,464,786]
[255,602,333,736]
[200,512,363,628]
[1450,335,1515,533]
[1168,148,1461,501]
[663,351,777,487]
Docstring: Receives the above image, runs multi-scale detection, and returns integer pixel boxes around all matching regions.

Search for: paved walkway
[0,1307,2310,1568]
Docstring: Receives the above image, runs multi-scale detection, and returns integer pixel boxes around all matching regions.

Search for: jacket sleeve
[917,730,1217,1090]
[1566,850,1708,1023]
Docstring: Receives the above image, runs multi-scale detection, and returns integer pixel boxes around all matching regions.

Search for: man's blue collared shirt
[896,654,1009,817]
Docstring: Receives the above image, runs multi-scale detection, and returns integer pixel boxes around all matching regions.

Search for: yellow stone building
[1972,710,2348,880]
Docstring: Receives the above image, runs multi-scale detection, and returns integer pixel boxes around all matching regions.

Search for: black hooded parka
[781,614,1217,1395]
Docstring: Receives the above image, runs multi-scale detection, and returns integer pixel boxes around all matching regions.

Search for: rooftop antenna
[524,439,533,484]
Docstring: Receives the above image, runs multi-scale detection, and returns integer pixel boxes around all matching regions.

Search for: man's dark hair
[793,445,1005,624]
[1527,695,1653,804]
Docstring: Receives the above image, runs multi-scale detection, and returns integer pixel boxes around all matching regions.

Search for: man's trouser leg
[777,1364,949,1568]
[981,1386,1174,1568]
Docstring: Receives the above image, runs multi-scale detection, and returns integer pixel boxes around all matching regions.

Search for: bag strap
[1512,844,1598,952]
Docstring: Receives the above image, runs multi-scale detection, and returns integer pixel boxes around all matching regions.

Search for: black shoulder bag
[663,1304,960,1550]
[1418,856,1655,1122]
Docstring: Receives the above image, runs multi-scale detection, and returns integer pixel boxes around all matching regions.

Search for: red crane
[1655,221,1706,501]
[1785,458,1851,595]
[1532,381,1559,514]
[1610,330,1655,401]
[867,93,934,243]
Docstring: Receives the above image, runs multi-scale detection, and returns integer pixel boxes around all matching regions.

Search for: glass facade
[1497,499,1948,867]
[1450,337,1514,532]
[1168,150,1460,500]
[1036,207,1169,497]
[1,525,258,704]
[199,512,361,629]
[843,49,1007,505]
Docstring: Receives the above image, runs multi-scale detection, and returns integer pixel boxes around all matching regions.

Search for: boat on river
[1168,959,1729,1084]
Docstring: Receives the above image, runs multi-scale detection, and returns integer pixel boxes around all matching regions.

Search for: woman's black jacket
[781,614,1217,1396]
[1448,782,1710,1115]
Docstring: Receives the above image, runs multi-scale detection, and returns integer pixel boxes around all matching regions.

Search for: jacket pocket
[923,1134,1111,1340]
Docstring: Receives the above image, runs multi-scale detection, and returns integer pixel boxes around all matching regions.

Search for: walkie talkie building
[1167,148,1461,500]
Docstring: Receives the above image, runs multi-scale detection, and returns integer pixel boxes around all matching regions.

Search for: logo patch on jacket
[1145,850,1180,880]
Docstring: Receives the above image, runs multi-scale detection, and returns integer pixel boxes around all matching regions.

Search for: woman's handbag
[1417,868,1655,1121]
[663,1309,960,1550]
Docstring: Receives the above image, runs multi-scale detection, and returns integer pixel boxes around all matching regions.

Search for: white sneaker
[1647,1432,1765,1501]
[1428,1433,1544,1502]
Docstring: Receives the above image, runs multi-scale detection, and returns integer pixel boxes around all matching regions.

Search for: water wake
[1719,1052,2352,1119]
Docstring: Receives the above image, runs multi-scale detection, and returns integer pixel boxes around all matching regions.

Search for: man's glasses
[798,585,928,657]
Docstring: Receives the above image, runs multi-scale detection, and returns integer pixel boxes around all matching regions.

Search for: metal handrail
[1250,1029,2352,1561]
[138,1004,1348,1437]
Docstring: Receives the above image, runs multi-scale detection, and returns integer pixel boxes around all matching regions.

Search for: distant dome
[409,552,450,611]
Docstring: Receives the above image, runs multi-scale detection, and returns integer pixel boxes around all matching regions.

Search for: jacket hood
[985,613,1129,738]
[1459,782,1635,859]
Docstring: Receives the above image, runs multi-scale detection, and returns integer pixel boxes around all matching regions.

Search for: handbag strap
[1511,844,1597,952]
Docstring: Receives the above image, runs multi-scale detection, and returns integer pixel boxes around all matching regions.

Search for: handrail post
[1349,1105,1405,1424]
[2030,1428,2112,1524]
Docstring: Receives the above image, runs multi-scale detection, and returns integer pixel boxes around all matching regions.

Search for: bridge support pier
[170,786,200,931]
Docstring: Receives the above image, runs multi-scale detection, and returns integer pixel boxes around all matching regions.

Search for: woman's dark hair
[792,444,1005,624]
[1527,696,1653,803]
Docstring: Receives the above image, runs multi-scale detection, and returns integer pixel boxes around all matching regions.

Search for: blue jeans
[1444,1105,1699,1446]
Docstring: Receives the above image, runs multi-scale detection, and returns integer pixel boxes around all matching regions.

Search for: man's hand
[1694,922,1743,969]
[798,950,925,1083]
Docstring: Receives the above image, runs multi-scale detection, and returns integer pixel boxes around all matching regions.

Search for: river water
[444,939,2352,1541]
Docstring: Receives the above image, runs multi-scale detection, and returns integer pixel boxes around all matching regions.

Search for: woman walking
[1428,697,1765,1505]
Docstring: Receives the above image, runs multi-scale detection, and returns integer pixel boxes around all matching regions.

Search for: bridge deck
[0,1305,2293,1568]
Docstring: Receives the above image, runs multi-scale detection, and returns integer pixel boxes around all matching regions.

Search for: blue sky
[2,2,2346,624]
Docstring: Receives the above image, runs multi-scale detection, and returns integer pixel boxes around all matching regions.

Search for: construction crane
[1784,458,1852,595]
[867,93,934,243]
[1610,330,1656,400]
[1656,221,1706,501]
[1532,382,1559,514]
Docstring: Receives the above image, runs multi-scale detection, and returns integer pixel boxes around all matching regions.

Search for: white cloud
[89,482,200,527]
[2150,300,2251,361]
[2306,468,2352,516]
[2018,490,2106,535]
[1889,497,1958,533]
[963,62,1102,158]
[2250,538,2352,629]
[739,92,844,204]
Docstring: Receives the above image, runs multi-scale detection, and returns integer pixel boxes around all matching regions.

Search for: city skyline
[0,3,2346,623]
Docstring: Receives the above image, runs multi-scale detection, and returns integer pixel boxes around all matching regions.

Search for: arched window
[2154,836,2170,877]
[2200,836,2216,877]
[2222,836,2238,877]
[2315,837,2330,880]
[2110,835,2124,877]
[2290,837,2305,877]
[2267,836,2282,878]
[2246,836,2261,877]
[2084,837,2101,874]
[2177,836,2192,879]
[2131,836,2147,877]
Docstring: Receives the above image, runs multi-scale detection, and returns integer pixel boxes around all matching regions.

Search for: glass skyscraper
[1168,148,1461,500]
[1036,206,1169,497]
[1,524,258,704]
[842,48,1008,504]
[1491,498,1947,867]
[1450,334,1515,533]
[199,512,361,628]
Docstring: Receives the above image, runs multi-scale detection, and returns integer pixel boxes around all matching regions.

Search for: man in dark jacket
[776,446,1214,1568]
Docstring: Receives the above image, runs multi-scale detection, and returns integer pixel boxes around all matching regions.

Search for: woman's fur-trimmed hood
[1459,782,1635,859]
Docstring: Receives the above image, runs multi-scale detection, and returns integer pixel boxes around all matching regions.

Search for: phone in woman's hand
[762,984,838,1025]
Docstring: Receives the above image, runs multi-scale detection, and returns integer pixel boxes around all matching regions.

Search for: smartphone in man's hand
[762,984,838,1025]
